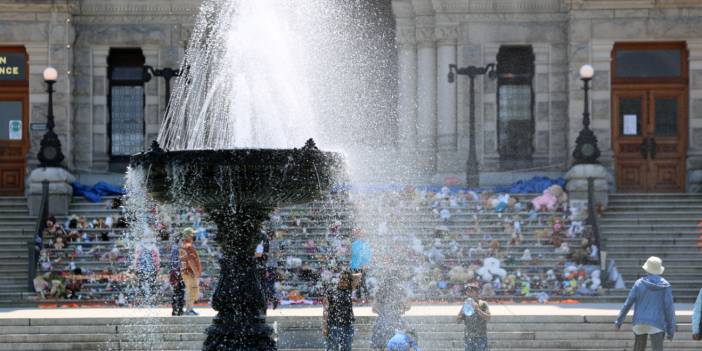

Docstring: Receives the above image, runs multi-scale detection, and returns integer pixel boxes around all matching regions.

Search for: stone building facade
[0,0,196,195]
[2,0,702,195]
[393,0,702,192]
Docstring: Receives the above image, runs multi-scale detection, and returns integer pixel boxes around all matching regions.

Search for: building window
[496,46,535,161]
[108,48,145,160]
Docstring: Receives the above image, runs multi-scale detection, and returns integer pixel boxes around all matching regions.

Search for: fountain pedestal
[203,206,275,350]
[130,140,342,351]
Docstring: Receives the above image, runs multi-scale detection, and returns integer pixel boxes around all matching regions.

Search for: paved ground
[0,303,694,319]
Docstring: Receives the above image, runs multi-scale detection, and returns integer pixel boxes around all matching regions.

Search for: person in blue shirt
[692,287,702,340]
[386,326,421,351]
[615,256,676,351]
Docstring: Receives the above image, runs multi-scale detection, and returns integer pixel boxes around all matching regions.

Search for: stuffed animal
[535,228,549,245]
[53,236,64,250]
[449,266,474,282]
[519,281,531,296]
[504,274,516,292]
[568,221,583,238]
[509,232,523,246]
[555,243,571,254]
[33,274,50,299]
[481,282,495,297]
[590,270,601,290]
[531,185,568,211]
[475,257,507,282]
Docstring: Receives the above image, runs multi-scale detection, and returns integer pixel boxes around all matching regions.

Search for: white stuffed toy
[476,257,507,282]
[590,270,602,290]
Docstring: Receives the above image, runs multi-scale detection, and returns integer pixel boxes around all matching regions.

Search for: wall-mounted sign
[30,123,47,132]
[9,120,21,140]
[0,52,26,81]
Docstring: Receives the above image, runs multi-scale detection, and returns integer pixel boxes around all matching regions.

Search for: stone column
[396,26,418,151]
[416,27,437,167]
[28,167,75,216]
[436,26,458,151]
[565,164,610,220]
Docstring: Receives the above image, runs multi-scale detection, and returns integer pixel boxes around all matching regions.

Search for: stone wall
[393,0,702,188]
[71,0,198,172]
[0,0,199,176]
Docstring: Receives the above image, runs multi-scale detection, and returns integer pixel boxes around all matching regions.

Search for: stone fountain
[130,138,343,350]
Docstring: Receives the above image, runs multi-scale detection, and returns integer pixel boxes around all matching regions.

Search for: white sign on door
[8,120,21,140]
[623,114,638,136]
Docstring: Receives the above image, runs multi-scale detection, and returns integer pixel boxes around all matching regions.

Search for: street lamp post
[143,65,181,107]
[572,64,600,164]
[573,64,604,271]
[448,63,496,188]
[37,67,65,167]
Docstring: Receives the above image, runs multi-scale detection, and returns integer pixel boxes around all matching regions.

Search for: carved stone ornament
[434,26,458,43]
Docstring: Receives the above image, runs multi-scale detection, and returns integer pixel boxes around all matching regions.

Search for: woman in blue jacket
[692,288,702,340]
[614,256,676,351]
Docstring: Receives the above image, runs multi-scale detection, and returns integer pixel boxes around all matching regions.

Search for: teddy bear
[448,265,474,283]
[33,274,50,299]
[53,236,65,250]
[531,184,568,212]
[535,228,550,246]
[503,274,517,292]
[475,257,507,282]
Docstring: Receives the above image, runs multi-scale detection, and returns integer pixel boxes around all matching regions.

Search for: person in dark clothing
[323,270,360,351]
[170,236,185,316]
[456,284,491,351]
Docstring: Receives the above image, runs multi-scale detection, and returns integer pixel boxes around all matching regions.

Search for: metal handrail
[27,180,50,291]
[586,177,608,286]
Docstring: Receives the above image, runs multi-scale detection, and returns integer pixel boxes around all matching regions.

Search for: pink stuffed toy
[531,185,567,211]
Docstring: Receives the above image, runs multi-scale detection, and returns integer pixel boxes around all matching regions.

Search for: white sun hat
[642,256,665,275]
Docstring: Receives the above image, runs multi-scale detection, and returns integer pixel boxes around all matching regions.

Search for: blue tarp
[332,176,565,195]
[71,181,125,202]
[494,176,566,194]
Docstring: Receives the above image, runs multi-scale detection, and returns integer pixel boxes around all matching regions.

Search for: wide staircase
[0,196,35,306]
[0,313,698,350]
[602,193,702,302]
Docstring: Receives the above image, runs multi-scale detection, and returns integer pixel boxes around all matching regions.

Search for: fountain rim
[128,139,345,167]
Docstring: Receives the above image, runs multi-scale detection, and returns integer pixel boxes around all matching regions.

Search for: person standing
[179,227,202,316]
[615,256,676,351]
[370,274,410,350]
[692,287,702,340]
[170,235,185,316]
[323,270,359,351]
[456,284,491,351]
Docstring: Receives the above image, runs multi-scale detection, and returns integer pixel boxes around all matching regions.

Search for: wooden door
[612,88,687,192]
[0,47,29,196]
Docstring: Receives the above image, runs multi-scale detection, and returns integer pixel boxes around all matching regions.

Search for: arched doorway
[611,42,688,192]
[0,46,29,196]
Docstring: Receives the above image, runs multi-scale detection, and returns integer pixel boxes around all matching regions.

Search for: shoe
[185,310,199,316]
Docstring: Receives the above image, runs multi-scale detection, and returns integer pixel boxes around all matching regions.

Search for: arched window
[496,46,535,161]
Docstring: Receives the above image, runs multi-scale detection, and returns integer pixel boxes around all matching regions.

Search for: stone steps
[602,193,702,303]
[0,314,698,351]
[0,196,33,307]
